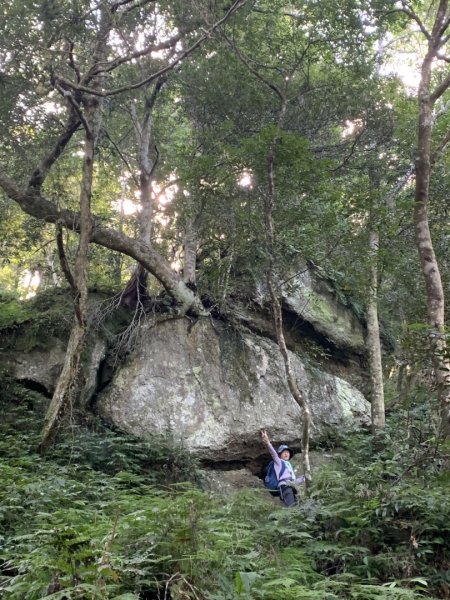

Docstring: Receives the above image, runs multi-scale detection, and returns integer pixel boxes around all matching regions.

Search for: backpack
[264,460,288,497]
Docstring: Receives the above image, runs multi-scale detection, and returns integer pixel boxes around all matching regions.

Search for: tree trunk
[39,106,97,452]
[39,9,109,453]
[415,40,450,433]
[183,217,197,286]
[121,81,164,308]
[39,321,86,453]
[112,175,126,287]
[367,227,385,431]
[264,101,312,485]
[266,272,313,486]
[120,263,149,309]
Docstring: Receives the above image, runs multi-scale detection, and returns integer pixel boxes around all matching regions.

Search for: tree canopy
[1,1,450,427]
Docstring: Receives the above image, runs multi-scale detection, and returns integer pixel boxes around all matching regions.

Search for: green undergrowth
[0,389,449,599]
[0,289,74,352]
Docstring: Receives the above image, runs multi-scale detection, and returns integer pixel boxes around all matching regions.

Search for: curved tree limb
[398,0,432,40]
[0,167,203,315]
[28,110,81,191]
[85,33,182,80]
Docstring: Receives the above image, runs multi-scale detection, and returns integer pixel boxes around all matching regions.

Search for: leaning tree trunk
[121,80,165,308]
[39,11,109,453]
[39,101,100,453]
[266,269,313,486]
[264,99,312,486]
[39,324,86,453]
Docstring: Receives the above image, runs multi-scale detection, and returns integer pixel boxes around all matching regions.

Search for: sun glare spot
[113,198,142,215]
[155,213,169,227]
[238,170,253,188]
[20,270,41,299]
[377,32,422,93]
[171,259,182,272]
[341,119,363,137]
[153,177,178,208]
[43,101,63,114]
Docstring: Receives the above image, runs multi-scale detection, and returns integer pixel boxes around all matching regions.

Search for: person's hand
[260,429,270,445]
[286,480,299,492]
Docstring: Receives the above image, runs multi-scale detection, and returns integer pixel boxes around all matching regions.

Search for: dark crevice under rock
[201,450,303,478]
[88,357,115,406]
[235,301,364,364]
[201,459,254,471]
[16,378,52,399]
[282,306,353,362]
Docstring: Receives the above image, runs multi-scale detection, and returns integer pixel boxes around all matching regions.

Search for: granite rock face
[282,267,365,354]
[96,318,369,461]
[5,337,106,403]
[6,338,67,395]
[3,271,368,468]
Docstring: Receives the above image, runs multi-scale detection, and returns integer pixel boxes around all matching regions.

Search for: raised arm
[260,429,281,466]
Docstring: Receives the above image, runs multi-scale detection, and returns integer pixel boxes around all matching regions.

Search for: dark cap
[276,444,293,459]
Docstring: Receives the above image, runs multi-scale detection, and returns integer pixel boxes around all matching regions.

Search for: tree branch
[56,221,78,296]
[54,84,92,136]
[431,125,450,163]
[399,1,432,41]
[430,70,450,102]
[221,31,284,101]
[111,0,156,13]
[28,111,81,191]
[329,128,366,172]
[103,129,139,186]
[65,38,81,83]
[54,0,247,98]
[85,33,182,79]
[0,167,203,315]
[438,15,450,37]
[431,0,449,40]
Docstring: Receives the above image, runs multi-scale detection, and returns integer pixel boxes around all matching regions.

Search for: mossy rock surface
[0,289,73,352]
[97,318,370,462]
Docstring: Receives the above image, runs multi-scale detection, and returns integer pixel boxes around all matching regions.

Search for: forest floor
[1,377,449,600]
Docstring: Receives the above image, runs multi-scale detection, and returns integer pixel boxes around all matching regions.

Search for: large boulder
[96,318,369,462]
